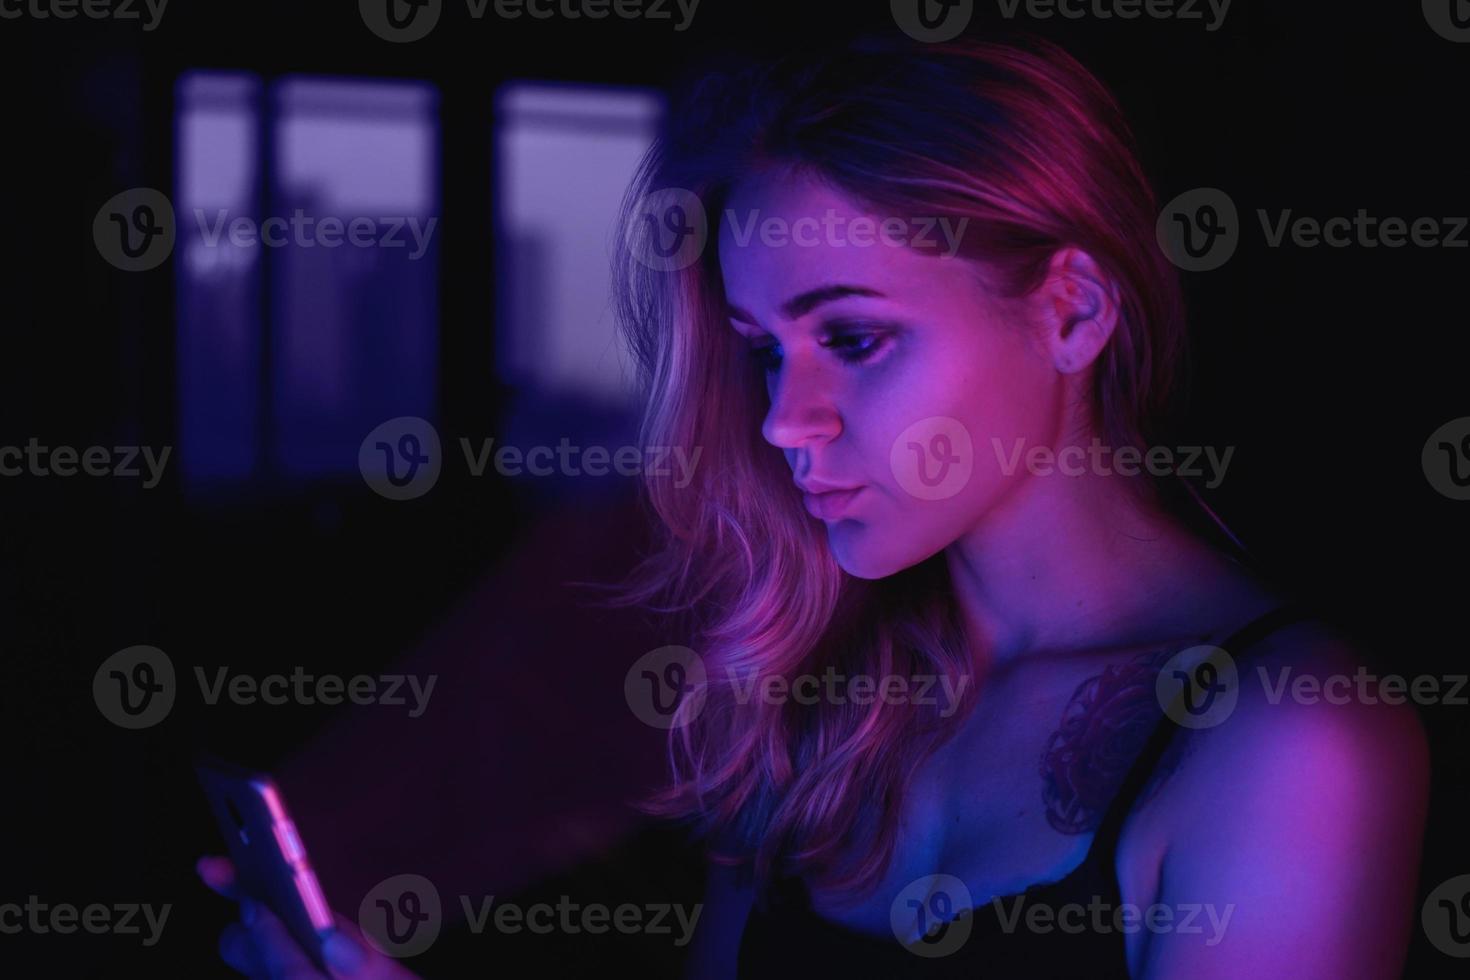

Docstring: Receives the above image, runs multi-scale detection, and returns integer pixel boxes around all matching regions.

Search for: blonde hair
[604,33,1202,898]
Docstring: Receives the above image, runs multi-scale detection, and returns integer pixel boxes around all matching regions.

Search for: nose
[761,358,842,450]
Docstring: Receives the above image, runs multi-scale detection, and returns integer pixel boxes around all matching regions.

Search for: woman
[610,34,1431,978]
[200,33,1429,979]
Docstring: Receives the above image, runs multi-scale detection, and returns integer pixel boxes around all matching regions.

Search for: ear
[1031,246,1121,375]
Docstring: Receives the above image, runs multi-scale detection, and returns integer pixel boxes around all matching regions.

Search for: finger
[197,855,243,900]
[321,928,371,977]
[325,913,399,979]
[219,921,267,977]
[244,901,326,979]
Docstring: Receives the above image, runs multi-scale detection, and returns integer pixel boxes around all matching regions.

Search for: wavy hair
[603,32,1225,900]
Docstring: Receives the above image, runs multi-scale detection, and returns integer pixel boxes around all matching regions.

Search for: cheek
[858,336,1058,497]
[830,335,1060,569]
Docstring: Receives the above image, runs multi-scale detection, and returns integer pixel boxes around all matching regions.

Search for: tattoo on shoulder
[1038,647,1199,834]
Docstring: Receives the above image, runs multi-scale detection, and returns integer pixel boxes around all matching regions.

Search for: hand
[197,856,421,979]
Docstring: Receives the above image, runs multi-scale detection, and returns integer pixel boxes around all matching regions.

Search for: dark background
[2,0,1467,976]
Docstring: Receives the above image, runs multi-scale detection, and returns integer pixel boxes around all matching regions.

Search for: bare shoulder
[1135,615,1431,976]
[1153,614,1430,818]
[1187,615,1430,785]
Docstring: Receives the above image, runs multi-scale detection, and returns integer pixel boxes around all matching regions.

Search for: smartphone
[196,756,336,971]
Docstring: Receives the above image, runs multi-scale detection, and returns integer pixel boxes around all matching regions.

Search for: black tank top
[737,603,1314,978]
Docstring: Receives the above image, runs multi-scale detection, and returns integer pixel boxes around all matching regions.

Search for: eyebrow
[726,284,886,327]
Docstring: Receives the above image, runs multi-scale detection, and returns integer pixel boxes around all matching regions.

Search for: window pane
[272,77,440,479]
[496,82,662,407]
[175,70,261,489]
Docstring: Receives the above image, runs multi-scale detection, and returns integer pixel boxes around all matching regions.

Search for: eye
[820,324,890,364]
[743,323,894,374]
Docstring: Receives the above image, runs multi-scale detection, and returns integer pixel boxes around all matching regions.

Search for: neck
[944,468,1244,673]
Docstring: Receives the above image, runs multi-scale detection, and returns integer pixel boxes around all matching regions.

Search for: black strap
[1089,601,1316,854]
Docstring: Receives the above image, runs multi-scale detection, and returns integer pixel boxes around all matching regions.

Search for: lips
[801,486,865,520]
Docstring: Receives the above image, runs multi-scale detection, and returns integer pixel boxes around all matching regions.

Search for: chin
[827,523,933,580]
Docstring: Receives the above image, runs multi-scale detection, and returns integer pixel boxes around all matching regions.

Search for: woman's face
[718,171,1072,579]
